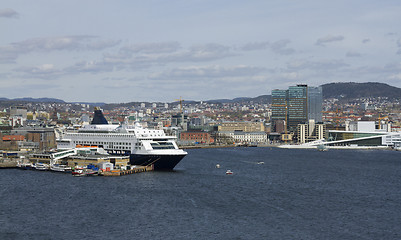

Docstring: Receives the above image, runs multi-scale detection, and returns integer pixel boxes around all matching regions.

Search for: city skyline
[1,1,401,103]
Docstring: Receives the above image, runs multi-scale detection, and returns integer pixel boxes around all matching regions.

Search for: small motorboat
[257,161,264,165]
[50,164,72,172]
[34,163,49,171]
[18,162,34,170]
[216,164,220,168]
[85,169,98,176]
[72,168,86,176]
[226,170,233,175]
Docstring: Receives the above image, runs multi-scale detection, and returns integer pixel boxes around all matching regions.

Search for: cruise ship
[56,108,187,170]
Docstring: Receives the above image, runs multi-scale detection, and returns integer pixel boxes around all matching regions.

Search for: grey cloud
[346,51,362,57]
[315,35,345,46]
[270,39,295,55]
[107,43,235,70]
[240,42,269,51]
[287,59,349,70]
[362,38,370,44]
[186,43,233,61]
[149,65,264,80]
[86,39,121,50]
[14,60,114,80]
[0,36,121,64]
[0,8,19,18]
[121,42,181,54]
[397,39,401,55]
[0,46,19,63]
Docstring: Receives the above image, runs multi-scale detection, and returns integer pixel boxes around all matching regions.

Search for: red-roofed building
[2,135,25,141]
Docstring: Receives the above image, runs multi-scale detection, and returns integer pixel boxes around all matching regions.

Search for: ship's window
[150,142,175,150]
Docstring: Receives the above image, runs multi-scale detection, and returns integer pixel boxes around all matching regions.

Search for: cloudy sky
[1,1,401,103]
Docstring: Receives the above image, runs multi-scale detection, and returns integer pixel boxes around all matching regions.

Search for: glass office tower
[271,84,322,133]
[307,86,323,122]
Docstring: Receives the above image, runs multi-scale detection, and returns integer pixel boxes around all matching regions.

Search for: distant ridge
[205,95,271,104]
[1,82,399,107]
[321,82,401,99]
[0,97,65,103]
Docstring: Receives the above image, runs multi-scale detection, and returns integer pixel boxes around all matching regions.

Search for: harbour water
[1,147,401,239]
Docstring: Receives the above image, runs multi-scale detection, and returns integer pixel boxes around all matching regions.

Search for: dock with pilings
[0,158,18,168]
[98,165,153,176]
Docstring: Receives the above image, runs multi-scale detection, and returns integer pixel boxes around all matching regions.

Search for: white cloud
[13,36,94,52]
[65,61,114,74]
[14,64,61,79]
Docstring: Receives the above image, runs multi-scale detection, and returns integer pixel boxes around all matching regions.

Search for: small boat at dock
[72,167,98,176]
[34,163,49,171]
[50,164,72,172]
[72,168,86,176]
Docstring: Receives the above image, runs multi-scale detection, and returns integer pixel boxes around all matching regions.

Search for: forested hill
[321,82,401,100]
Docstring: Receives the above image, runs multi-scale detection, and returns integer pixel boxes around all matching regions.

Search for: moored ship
[56,108,187,170]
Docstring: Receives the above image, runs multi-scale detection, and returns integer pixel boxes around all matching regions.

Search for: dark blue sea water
[1,147,401,240]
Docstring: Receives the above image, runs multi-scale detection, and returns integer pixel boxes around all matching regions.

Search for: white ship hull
[57,112,187,170]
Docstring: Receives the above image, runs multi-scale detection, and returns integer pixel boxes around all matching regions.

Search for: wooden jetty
[99,165,153,176]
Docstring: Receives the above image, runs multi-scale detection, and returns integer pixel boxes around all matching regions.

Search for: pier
[0,158,18,168]
[99,165,153,176]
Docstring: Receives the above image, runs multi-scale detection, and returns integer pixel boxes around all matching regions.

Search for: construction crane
[175,96,184,114]
[175,97,185,129]
[377,114,389,130]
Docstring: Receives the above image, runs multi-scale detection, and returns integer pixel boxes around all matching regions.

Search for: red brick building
[180,131,214,144]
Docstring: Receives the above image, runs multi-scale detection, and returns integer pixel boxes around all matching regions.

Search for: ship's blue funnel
[91,107,108,124]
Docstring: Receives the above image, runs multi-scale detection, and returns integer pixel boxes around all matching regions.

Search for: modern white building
[232,131,268,144]
[297,120,326,144]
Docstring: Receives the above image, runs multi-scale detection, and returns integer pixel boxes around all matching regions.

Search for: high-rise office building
[308,86,323,122]
[271,84,322,133]
[271,89,287,124]
[288,85,308,132]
